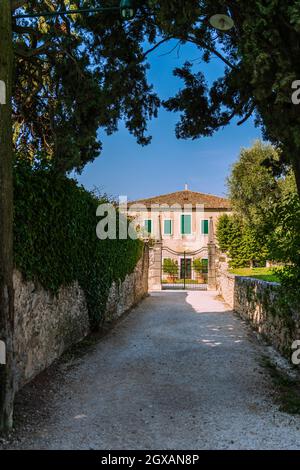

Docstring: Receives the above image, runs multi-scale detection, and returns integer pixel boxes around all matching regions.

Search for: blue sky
[76,40,261,200]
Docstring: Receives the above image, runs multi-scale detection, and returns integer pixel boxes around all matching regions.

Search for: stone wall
[148,243,162,291]
[216,269,235,308]
[14,271,90,389]
[216,259,235,308]
[216,267,300,358]
[14,246,149,390]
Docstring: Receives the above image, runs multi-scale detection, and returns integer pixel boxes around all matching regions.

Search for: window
[201,219,209,235]
[144,219,152,234]
[181,214,192,235]
[164,219,172,235]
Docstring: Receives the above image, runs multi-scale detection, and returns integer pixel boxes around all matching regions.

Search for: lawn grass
[229,267,280,283]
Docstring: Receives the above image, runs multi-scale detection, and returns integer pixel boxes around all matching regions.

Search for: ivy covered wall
[14,163,143,329]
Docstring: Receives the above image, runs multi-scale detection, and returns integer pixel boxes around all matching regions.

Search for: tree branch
[186,35,237,70]
[14,41,53,58]
[11,0,27,12]
[142,37,173,59]
[237,104,255,125]
[13,24,43,37]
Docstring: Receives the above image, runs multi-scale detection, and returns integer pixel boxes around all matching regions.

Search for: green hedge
[14,163,143,329]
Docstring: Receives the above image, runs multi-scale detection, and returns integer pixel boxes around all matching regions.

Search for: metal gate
[161,247,208,291]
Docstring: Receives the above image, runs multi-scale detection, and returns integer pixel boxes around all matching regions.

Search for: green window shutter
[181,215,191,235]
[201,219,209,235]
[164,220,172,235]
[145,219,152,234]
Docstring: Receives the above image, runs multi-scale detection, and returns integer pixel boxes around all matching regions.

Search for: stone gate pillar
[148,242,162,291]
[207,217,217,290]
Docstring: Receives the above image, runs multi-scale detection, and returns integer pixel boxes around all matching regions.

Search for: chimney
[184,183,188,191]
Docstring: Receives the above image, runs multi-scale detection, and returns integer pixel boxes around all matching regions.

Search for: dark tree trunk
[0,0,15,430]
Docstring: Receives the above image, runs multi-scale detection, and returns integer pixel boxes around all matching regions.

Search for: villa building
[128,186,231,289]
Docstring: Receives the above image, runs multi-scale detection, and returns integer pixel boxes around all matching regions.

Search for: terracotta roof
[128,190,231,210]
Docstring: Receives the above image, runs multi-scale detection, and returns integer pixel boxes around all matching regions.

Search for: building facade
[128,187,231,288]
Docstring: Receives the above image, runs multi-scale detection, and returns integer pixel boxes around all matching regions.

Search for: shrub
[193,258,208,274]
[163,258,178,281]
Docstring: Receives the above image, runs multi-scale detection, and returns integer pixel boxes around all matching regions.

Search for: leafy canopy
[12,1,300,190]
[223,140,300,296]
[227,141,283,233]
[12,0,160,173]
[216,213,269,268]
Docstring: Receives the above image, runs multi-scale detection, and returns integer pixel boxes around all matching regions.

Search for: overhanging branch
[186,35,237,70]
[237,104,255,125]
[142,37,173,59]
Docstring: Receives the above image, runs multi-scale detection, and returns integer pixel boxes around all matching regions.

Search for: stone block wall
[216,270,235,308]
[14,246,149,390]
[216,267,300,358]
[105,244,149,321]
[14,271,90,389]
[148,243,162,291]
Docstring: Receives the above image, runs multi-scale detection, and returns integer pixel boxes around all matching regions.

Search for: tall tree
[12,1,300,189]
[216,214,269,268]
[1,0,163,430]
[225,140,299,274]
[12,0,160,173]
[227,140,298,238]
[0,0,15,430]
[227,141,283,232]
[152,1,300,198]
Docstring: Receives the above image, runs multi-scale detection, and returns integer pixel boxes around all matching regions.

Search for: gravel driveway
[3,291,300,449]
